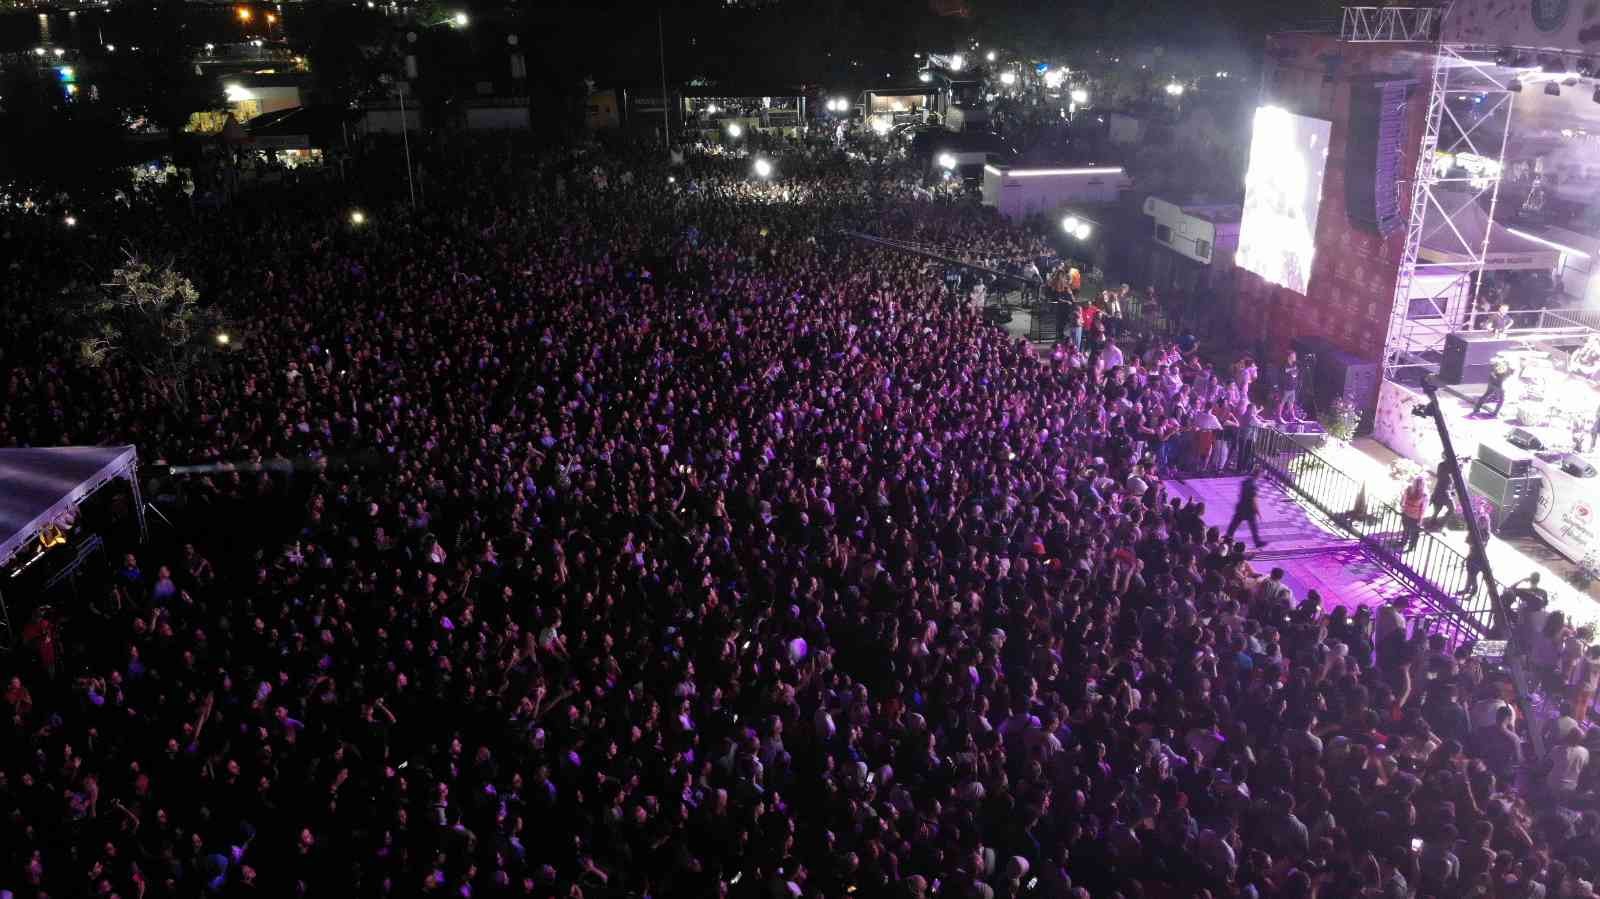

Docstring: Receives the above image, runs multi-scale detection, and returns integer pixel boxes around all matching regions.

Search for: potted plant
[1320,396,1361,444]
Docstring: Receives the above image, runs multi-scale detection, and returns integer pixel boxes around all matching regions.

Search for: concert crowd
[1,137,1598,899]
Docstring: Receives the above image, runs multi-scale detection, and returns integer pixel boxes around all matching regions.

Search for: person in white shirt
[1547,727,1589,797]
[1104,338,1125,369]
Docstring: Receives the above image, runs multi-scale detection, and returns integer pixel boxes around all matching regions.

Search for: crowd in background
[0,136,1597,899]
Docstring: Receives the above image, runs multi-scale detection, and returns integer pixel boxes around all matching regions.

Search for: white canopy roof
[0,445,138,568]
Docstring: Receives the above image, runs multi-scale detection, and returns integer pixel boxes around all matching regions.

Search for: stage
[1372,365,1600,630]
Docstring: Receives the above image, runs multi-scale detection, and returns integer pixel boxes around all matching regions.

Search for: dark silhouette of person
[1227,471,1268,548]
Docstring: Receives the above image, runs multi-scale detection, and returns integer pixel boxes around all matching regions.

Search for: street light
[1070,88,1089,104]
[53,48,64,57]
[34,47,45,56]
[452,11,468,26]
[1165,82,1185,96]
[1075,223,1092,240]
[216,332,231,346]
[999,71,1017,86]
[236,6,251,21]
[950,53,965,71]
[350,210,367,225]
[986,51,997,62]
[1062,215,1079,233]
[752,158,773,178]
[938,152,956,170]
[64,215,77,227]
[919,70,932,83]
[726,122,743,138]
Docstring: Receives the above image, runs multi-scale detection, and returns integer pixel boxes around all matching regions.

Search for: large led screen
[1235,106,1332,295]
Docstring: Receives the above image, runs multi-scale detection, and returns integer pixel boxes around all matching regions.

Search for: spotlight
[950,53,965,71]
[1545,81,1561,96]
[64,215,77,227]
[986,51,996,62]
[752,158,773,179]
[726,122,742,138]
[349,210,367,225]
[452,11,468,26]
[1062,215,1080,232]
[938,152,956,170]
[216,332,232,345]
[1075,223,1092,240]
[34,47,45,56]
[53,48,64,57]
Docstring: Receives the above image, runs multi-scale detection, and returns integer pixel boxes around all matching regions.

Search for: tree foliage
[302,4,392,107]
[74,255,229,412]
[98,0,227,141]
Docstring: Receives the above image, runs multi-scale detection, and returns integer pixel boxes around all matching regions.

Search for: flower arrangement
[1320,397,1362,443]
[1388,457,1424,486]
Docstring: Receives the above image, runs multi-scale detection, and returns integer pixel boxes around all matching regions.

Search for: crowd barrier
[1249,427,1495,644]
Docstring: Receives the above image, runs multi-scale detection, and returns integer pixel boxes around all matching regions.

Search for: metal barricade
[1249,428,1493,641]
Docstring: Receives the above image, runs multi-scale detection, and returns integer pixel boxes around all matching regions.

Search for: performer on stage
[1486,303,1514,338]
[1226,470,1268,548]
[1471,355,1513,419]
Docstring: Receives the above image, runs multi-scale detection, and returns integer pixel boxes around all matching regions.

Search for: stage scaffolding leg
[129,466,148,545]
[1381,45,1515,381]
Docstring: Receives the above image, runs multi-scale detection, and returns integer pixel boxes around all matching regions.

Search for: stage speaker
[1477,436,1533,478]
[1467,459,1539,534]
[1291,336,1381,435]
[1561,454,1598,478]
[1505,427,1545,451]
[1346,79,1415,237]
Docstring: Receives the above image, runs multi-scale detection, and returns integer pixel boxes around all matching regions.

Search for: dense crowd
[1,137,1598,899]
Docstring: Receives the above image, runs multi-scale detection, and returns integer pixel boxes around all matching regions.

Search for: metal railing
[1250,428,1494,642]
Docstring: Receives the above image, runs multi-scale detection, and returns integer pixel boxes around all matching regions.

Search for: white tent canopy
[0,445,140,569]
[1418,193,1561,272]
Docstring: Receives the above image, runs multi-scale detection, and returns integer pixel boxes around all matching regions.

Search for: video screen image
[1235,106,1332,295]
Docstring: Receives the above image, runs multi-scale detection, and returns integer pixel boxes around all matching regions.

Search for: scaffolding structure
[1339,5,1441,43]
[1367,39,1516,380]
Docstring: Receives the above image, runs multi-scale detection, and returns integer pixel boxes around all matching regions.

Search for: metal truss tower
[1350,32,1516,379]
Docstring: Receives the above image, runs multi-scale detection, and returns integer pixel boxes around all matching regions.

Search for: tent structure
[0,445,143,570]
[1419,192,1561,272]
